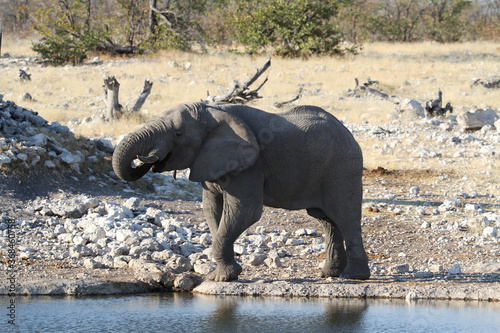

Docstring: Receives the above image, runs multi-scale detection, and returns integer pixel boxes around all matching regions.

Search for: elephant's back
[281,105,358,146]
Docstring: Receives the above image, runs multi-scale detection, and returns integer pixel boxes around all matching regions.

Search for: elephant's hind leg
[307,208,347,277]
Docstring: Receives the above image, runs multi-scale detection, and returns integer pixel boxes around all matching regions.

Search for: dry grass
[1,40,499,180]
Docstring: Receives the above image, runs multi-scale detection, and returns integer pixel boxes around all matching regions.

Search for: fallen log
[353,78,401,104]
[469,77,500,89]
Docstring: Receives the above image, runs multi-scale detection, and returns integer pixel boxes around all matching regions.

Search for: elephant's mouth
[150,152,171,173]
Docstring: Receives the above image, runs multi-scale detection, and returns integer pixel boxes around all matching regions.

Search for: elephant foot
[320,260,347,278]
[206,261,242,282]
[339,262,371,280]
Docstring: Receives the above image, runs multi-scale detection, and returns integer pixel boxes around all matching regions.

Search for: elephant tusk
[173,170,177,180]
[137,154,159,164]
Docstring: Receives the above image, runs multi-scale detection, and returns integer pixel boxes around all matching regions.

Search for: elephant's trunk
[112,129,159,181]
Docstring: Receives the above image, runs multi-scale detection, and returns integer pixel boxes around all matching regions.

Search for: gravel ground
[1,84,499,301]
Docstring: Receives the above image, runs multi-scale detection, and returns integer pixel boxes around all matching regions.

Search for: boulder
[457,108,499,130]
[399,98,425,118]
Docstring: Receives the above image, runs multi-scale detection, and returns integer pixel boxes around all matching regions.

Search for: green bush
[32,30,101,66]
[231,0,357,57]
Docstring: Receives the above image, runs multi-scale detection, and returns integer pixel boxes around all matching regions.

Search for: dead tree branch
[131,79,153,112]
[19,69,31,82]
[205,58,271,104]
[425,90,453,117]
[354,78,401,104]
[150,5,176,28]
[273,85,304,108]
[470,78,500,89]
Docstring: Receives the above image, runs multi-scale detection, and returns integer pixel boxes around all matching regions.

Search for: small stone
[72,235,88,245]
[414,271,433,278]
[421,221,431,229]
[430,264,444,273]
[242,253,267,266]
[483,227,498,238]
[83,258,103,269]
[448,264,462,275]
[193,262,215,275]
[286,238,304,246]
[264,252,282,268]
[416,207,426,215]
[390,264,409,274]
[409,186,420,196]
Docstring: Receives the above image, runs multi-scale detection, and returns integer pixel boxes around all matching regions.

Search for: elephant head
[112,103,260,183]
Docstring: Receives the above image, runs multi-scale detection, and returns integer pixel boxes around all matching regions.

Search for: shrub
[231,0,357,57]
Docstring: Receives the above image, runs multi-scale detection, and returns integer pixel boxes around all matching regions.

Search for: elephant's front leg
[205,180,263,282]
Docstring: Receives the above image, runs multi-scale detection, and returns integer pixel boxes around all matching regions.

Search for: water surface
[2,293,500,332]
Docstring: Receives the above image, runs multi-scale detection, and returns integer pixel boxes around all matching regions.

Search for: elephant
[112,102,370,281]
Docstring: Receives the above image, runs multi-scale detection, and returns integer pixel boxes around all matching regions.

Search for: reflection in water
[1,293,499,332]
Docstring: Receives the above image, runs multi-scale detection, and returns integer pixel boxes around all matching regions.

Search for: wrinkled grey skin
[113,102,370,281]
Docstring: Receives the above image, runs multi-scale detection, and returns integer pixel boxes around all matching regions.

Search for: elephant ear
[189,108,259,182]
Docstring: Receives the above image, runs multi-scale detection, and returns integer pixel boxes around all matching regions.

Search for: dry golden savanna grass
[1,38,499,192]
[2,38,499,134]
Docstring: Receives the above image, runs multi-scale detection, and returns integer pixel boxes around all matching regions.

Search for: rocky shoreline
[1,95,499,301]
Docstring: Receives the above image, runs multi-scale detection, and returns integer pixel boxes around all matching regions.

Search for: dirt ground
[1,165,499,300]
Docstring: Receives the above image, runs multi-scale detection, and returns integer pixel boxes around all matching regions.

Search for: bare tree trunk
[104,76,122,120]
[149,0,158,36]
[0,20,3,57]
[131,79,153,112]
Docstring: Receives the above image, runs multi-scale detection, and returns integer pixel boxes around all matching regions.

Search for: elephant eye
[175,131,182,137]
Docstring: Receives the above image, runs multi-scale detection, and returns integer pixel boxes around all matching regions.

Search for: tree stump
[103,76,122,120]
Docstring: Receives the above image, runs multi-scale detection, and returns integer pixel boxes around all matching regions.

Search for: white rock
[113,257,129,268]
[53,225,66,234]
[448,264,462,275]
[72,235,88,245]
[295,228,308,237]
[87,227,106,243]
[264,252,282,268]
[123,197,142,210]
[242,253,267,266]
[399,98,425,117]
[105,201,133,219]
[193,262,215,275]
[429,264,444,273]
[483,227,498,238]
[83,258,103,269]
[0,154,12,165]
[247,234,268,247]
[390,264,409,274]
[234,243,247,255]
[457,108,499,130]
[59,150,83,164]
[416,207,426,215]
[198,233,212,246]
[145,207,166,225]
[116,229,134,243]
[286,238,305,246]
[409,186,420,196]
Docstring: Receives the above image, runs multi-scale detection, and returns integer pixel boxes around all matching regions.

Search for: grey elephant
[112,102,370,281]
